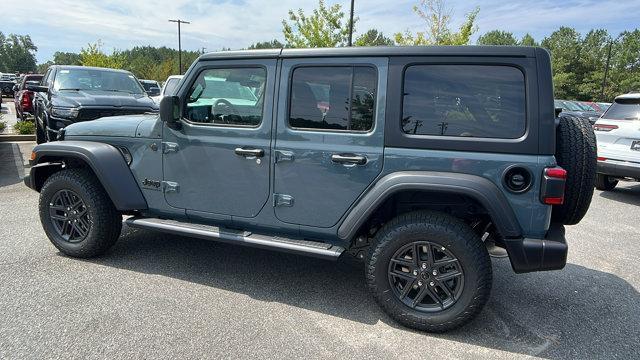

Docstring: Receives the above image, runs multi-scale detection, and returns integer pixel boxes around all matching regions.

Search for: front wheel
[366,211,492,332]
[35,121,46,144]
[39,168,122,258]
[595,173,618,191]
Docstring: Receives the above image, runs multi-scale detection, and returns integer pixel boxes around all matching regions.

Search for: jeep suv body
[24,47,596,332]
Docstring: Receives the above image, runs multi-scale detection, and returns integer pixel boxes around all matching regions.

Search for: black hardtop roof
[199,46,540,61]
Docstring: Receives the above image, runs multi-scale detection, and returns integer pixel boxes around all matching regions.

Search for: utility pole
[601,41,613,100]
[169,19,191,74]
[347,0,355,46]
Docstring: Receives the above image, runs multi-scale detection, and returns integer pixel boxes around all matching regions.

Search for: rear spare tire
[551,114,597,225]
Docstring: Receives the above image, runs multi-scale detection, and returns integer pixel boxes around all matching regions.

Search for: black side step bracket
[124,217,344,260]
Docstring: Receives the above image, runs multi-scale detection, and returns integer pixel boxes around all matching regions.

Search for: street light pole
[348,0,355,46]
[169,19,191,74]
[601,41,613,101]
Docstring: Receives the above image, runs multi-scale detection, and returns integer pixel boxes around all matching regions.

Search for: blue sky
[2,0,640,63]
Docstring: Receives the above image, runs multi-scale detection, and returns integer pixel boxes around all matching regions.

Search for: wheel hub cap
[49,189,91,243]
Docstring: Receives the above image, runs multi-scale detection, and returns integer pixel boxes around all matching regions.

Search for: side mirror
[12,84,19,92]
[147,87,161,97]
[26,84,49,92]
[554,107,563,118]
[160,95,180,126]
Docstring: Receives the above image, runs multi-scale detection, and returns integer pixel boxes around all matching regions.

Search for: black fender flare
[338,171,522,240]
[28,141,147,211]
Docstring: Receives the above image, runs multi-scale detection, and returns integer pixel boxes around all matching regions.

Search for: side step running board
[124,217,345,260]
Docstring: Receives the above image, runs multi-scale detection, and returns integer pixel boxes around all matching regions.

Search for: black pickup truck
[29,65,158,143]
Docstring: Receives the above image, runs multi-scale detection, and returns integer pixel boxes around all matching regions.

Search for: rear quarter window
[401,65,526,139]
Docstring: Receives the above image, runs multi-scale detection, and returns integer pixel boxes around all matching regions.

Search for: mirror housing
[160,95,180,125]
[146,87,161,97]
[26,84,49,92]
[12,84,19,92]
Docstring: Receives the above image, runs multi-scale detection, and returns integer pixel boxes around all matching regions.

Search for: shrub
[0,121,6,133]
[13,121,35,135]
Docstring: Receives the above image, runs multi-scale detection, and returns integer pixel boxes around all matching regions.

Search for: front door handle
[235,147,264,158]
[331,153,367,165]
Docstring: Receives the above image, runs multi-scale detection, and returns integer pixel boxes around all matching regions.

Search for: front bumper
[503,223,567,273]
[597,159,640,180]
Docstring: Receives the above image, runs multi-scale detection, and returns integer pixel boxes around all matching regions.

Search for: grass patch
[13,121,35,135]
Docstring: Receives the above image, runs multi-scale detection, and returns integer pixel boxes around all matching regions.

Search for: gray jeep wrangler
[24,46,596,332]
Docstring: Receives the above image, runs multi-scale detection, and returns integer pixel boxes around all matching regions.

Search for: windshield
[575,102,595,112]
[53,68,144,94]
[562,101,582,111]
[140,81,158,91]
[602,100,640,120]
[163,78,180,96]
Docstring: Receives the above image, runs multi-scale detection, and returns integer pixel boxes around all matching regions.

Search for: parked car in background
[593,93,640,190]
[555,99,600,124]
[29,65,159,143]
[139,79,161,97]
[597,102,612,111]
[151,75,183,103]
[13,74,44,121]
[581,101,605,114]
[0,73,17,97]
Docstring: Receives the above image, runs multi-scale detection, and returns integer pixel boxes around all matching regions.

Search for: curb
[0,134,35,142]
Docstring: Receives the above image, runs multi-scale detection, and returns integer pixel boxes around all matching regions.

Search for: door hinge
[274,150,294,163]
[273,193,294,207]
[162,181,180,193]
[162,142,180,154]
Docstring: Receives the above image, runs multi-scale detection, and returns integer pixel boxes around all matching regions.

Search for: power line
[168,19,191,74]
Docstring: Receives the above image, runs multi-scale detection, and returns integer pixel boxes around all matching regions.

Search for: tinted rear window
[402,65,526,139]
[603,99,640,120]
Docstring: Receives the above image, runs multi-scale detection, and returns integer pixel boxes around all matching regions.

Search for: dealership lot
[0,137,638,359]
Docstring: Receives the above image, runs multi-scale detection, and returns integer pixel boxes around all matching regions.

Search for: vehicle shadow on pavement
[0,143,24,188]
[83,226,640,359]
[598,184,640,206]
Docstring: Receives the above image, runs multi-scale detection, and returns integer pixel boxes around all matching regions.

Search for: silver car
[593,93,640,190]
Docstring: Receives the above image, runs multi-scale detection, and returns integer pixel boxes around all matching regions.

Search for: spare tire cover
[551,113,597,225]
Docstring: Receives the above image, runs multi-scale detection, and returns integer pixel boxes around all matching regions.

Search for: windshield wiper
[103,89,137,94]
[58,88,83,91]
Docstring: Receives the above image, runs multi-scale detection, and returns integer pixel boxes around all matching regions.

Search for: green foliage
[79,41,125,69]
[519,33,538,46]
[282,0,356,47]
[477,30,518,46]
[355,29,395,46]
[0,120,6,133]
[13,121,35,135]
[53,52,82,65]
[248,40,285,49]
[0,32,38,73]
[394,0,479,45]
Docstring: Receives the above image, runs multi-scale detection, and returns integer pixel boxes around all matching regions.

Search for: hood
[53,89,158,109]
[64,114,160,138]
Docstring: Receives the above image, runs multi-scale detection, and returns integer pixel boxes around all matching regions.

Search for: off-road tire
[595,173,618,191]
[39,168,121,257]
[366,211,492,332]
[552,114,597,225]
[35,121,45,144]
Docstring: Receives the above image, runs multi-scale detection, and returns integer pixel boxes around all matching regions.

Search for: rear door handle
[331,153,367,165]
[235,147,264,158]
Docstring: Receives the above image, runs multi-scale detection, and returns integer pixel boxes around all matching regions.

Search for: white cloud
[2,0,639,63]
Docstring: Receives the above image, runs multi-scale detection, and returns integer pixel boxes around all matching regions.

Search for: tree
[53,52,82,65]
[541,27,583,99]
[282,0,356,47]
[0,32,38,73]
[394,0,479,46]
[355,29,394,46]
[248,40,285,49]
[519,33,538,46]
[79,41,124,69]
[477,30,518,45]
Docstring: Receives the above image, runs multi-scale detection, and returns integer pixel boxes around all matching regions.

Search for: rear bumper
[503,223,567,273]
[597,159,640,179]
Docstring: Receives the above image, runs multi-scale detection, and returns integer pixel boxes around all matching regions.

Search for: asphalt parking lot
[0,139,638,359]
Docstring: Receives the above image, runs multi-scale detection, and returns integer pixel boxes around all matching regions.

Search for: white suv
[593,93,640,190]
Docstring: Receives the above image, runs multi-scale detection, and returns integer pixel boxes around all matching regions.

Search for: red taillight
[597,157,607,161]
[542,167,567,205]
[21,91,32,111]
[593,124,618,132]
[545,167,567,179]
[544,197,564,205]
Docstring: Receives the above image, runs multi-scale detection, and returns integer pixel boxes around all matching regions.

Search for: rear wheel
[552,114,597,225]
[366,211,492,332]
[595,173,618,191]
[39,168,122,258]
